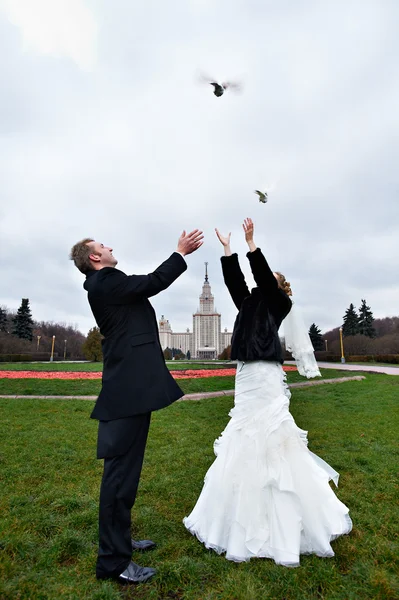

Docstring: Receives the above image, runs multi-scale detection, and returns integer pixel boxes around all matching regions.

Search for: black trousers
[95,412,151,578]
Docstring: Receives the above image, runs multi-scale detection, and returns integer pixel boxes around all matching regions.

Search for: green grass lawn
[0,374,398,599]
[1,360,397,373]
[0,369,361,397]
[0,361,237,372]
[0,376,236,397]
[0,362,103,372]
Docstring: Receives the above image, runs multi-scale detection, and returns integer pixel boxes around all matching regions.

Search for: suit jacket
[84,252,187,420]
[221,248,292,363]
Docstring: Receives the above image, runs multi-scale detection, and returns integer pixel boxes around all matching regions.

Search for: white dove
[254,190,268,203]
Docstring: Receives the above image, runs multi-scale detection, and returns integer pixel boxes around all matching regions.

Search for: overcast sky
[1,0,398,337]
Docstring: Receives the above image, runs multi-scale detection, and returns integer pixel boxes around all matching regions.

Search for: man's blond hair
[69,238,98,274]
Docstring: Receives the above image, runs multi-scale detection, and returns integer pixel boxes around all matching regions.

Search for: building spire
[204,261,208,283]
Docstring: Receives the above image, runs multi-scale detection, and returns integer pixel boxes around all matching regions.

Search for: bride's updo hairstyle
[275,272,292,297]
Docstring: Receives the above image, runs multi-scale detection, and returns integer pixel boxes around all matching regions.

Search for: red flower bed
[0,371,102,379]
[174,368,237,379]
[172,367,296,379]
[0,366,297,380]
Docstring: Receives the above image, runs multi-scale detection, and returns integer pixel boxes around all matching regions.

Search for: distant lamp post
[37,335,41,351]
[339,327,345,363]
[63,339,67,361]
[324,339,328,352]
[50,335,56,362]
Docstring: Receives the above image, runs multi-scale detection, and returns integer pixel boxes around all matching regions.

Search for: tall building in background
[158,262,232,359]
[192,262,221,359]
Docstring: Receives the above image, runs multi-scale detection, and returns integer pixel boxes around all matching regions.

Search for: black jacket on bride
[221,248,292,364]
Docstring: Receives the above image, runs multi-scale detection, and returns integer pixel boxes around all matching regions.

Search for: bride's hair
[275,272,292,297]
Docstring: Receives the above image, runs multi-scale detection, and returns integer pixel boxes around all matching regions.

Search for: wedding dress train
[183,361,352,567]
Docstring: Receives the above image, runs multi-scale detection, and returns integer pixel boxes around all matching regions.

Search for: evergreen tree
[82,327,103,361]
[342,303,359,337]
[12,298,34,341]
[358,299,376,338]
[0,307,7,332]
[163,347,172,360]
[186,349,191,360]
[308,323,324,351]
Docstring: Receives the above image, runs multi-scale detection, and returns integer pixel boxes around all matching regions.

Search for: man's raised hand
[177,229,204,256]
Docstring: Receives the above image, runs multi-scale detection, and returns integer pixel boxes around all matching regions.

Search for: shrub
[373,354,399,364]
[314,353,399,364]
[0,354,33,362]
[0,353,60,362]
[317,354,342,362]
[346,355,375,363]
[314,351,337,361]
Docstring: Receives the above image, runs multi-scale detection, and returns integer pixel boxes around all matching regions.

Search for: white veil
[284,299,321,378]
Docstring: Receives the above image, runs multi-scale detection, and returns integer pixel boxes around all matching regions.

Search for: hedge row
[0,353,91,363]
[344,354,399,364]
[0,353,62,362]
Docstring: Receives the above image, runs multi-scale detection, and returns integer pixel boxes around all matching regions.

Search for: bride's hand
[243,218,254,242]
[215,228,231,247]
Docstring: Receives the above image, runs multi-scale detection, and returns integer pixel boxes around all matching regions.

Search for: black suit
[83,252,187,577]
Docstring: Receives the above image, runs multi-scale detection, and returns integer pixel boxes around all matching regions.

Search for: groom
[70,229,203,584]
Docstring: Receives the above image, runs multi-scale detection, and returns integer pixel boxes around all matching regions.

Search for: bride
[183,218,352,567]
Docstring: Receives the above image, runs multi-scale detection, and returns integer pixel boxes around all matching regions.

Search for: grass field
[1,360,397,372]
[0,369,361,397]
[0,362,236,372]
[0,362,103,372]
[0,372,398,599]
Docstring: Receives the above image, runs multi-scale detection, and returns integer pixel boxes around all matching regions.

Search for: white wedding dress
[183,361,352,567]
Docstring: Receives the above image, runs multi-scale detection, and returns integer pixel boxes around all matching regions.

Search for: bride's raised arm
[216,228,250,311]
[243,218,279,295]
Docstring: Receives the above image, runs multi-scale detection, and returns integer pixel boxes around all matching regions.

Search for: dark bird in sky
[210,82,225,97]
[254,190,268,203]
[210,80,241,97]
[199,73,242,97]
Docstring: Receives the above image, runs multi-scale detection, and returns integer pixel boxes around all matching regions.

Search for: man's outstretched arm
[104,229,203,303]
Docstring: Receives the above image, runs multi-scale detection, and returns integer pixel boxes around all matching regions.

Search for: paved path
[297,361,398,376]
[0,375,366,402]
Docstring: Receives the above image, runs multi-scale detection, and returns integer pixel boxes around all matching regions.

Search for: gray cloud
[0,0,398,338]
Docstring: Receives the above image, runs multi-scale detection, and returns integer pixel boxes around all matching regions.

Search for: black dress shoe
[131,538,156,551]
[109,561,156,584]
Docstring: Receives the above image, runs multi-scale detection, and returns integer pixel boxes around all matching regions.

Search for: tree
[35,320,86,358]
[342,303,359,337]
[308,323,324,351]
[218,345,231,360]
[343,334,374,355]
[373,316,399,337]
[82,327,103,361]
[0,307,7,332]
[163,347,172,360]
[373,333,399,354]
[186,349,191,360]
[171,347,185,360]
[12,298,34,341]
[358,299,376,338]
